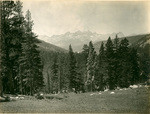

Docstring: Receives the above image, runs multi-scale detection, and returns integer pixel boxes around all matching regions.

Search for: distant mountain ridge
[37,32,150,54]
[38,31,125,52]
[94,34,150,53]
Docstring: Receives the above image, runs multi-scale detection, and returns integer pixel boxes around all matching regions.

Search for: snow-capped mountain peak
[38,31,125,52]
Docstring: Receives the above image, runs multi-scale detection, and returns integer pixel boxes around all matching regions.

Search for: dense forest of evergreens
[0,1,44,95]
[40,35,150,93]
[0,1,149,96]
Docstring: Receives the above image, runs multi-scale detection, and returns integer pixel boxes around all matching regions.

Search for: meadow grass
[0,87,149,113]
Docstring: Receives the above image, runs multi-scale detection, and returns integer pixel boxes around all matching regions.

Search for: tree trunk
[30,78,33,96]
[47,66,50,93]
[91,82,93,92]
[58,66,62,93]
[0,1,3,97]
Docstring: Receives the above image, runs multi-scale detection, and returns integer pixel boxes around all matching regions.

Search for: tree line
[0,1,44,95]
[46,35,149,93]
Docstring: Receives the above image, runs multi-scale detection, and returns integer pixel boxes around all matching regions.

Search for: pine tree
[51,54,59,93]
[71,45,88,92]
[69,45,76,90]
[113,35,120,87]
[0,0,29,94]
[60,54,70,92]
[86,41,96,92]
[1,1,16,94]
[113,35,119,50]
[95,42,107,91]
[10,0,25,93]
[138,44,150,83]
[57,53,70,92]
[82,44,89,59]
[105,37,115,90]
[129,48,140,85]
[19,10,44,95]
[118,38,130,88]
[68,45,81,92]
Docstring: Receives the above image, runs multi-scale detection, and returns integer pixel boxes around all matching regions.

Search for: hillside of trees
[0,1,149,96]
[94,34,150,52]
[41,35,150,93]
[37,39,68,53]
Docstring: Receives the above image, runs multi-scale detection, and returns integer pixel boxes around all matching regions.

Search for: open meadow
[0,87,149,113]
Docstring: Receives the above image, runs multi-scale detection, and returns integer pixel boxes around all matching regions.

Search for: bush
[5,96,11,101]
[35,93,44,100]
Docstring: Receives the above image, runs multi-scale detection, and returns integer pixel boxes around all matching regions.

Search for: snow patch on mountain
[38,31,125,52]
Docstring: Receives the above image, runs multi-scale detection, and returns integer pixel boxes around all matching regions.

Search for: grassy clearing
[0,87,149,113]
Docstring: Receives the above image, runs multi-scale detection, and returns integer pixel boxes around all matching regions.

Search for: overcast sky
[22,0,150,37]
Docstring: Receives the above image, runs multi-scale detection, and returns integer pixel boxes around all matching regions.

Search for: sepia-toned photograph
[0,0,150,113]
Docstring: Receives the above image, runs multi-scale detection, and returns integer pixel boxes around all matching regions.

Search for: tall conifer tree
[19,10,44,95]
[95,42,107,91]
[51,54,59,93]
[10,0,25,93]
[1,1,16,93]
[113,35,120,87]
[86,41,96,92]
[105,37,115,90]
[129,48,140,85]
[118,38,130,88]
[68,45,81,92]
